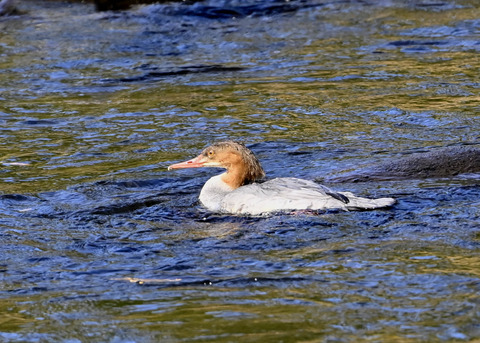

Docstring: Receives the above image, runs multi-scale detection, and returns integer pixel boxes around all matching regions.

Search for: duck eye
[207,150,215,158]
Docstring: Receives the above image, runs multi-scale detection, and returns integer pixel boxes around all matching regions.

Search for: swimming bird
[168,141,395,215]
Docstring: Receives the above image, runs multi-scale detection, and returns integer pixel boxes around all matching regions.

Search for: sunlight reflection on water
[1,0,480,342]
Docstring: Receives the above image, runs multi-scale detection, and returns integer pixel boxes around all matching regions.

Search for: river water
[1,0,480,342]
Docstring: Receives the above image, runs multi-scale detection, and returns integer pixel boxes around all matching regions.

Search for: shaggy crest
[203,141,265,185]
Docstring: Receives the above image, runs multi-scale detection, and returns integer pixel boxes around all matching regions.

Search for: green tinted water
[1,0,480,342]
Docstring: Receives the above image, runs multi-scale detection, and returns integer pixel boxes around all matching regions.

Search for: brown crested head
[201,141,266,186]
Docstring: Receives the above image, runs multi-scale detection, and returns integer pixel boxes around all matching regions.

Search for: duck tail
[340,192,396,210]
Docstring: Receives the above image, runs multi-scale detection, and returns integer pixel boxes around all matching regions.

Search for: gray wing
[220,177,350,215]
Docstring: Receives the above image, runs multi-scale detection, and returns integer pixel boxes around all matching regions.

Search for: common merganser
[168,141,395,215]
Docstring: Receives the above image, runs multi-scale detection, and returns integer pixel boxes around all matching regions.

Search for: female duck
[168,141,395,215]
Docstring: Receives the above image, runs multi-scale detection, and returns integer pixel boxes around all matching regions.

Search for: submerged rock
[0,0,16,15]
[93,0,321,15]
[94,0,191,11]
[322,145,480,183]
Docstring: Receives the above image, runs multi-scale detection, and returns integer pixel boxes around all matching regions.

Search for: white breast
[199,174,234,212]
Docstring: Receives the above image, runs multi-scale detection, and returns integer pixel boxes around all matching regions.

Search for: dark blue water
[1,0,480,342]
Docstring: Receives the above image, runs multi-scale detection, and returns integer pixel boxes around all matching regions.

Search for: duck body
[168,141,395,216]
[200,175,394,215]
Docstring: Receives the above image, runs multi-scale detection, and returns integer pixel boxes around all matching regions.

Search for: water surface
[1,0,480,342]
